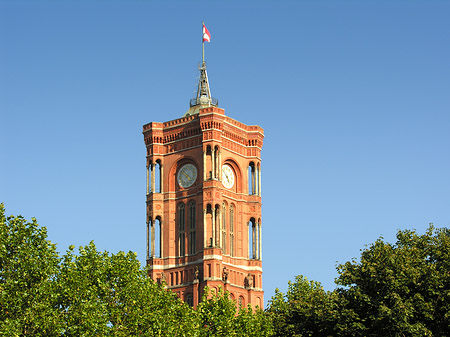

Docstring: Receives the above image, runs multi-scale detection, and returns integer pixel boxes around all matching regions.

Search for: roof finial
[186,23,218,115]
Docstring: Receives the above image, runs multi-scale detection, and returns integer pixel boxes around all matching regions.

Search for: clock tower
[143,57,264,309]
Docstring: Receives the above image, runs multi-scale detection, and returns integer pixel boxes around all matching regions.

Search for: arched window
[206,204,213,247]
[149,160,163,193]
[214,145,220,180]
[189,201,196,255]
[230,205,235,257]
[238,296,245,308]
[222,203,227,254]
[185,293,193,307]
[154,217,161,258]
[248,162,256,195]
[249,218,256,259]
[155,159,162,193]
[149,217,162,258]
[178,203,186,256]
[204,145,213,180]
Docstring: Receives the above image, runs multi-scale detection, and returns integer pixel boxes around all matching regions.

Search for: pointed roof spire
[185,23,218,116]
[190,61,218,108]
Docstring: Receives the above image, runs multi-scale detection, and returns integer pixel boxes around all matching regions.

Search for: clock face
[222,164,235,189]
[177,164,197,188]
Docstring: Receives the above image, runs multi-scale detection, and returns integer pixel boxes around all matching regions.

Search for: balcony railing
[190,97,219,107]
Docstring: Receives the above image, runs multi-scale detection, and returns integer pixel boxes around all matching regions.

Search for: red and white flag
[203,23,211,43]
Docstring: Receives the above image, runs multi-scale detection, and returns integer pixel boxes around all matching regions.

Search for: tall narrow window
[249,218,256,259]
[222,203,226,254]
[186,294,193,307]
[189,202,196,255]
[155,160,161,193]
[178,203,186,256]
[153,217,161,258]
[257,163,261,196]
[205,145,212,180]
[229,205,235,257]
[248,162,256,195]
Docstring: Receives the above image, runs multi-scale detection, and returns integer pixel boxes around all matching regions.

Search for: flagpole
[202,21,205,64]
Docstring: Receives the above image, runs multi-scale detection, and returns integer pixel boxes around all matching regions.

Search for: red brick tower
[143,57,264,309]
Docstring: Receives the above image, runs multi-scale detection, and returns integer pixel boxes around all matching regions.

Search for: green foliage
[196,287,273,337]
[0,203,61,336]
[0,204,272,336]
[57,242,196,336]
[235,302,274,337]
[267,275,351,337]
[269,225,450,336]
[336,225,450,336]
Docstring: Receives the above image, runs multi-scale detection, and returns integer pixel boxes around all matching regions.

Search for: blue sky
[1,0,449,304]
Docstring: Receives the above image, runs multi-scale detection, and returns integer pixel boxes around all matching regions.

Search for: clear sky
[1,0,449,305]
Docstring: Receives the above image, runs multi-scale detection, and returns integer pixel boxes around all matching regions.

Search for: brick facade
[143,106,264,308]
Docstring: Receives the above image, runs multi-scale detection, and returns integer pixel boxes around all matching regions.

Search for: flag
[203,23,211,43]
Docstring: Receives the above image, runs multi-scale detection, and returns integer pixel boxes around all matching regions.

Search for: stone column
[212,208,216,247]
[193,279,199,309]
[258,223,262,260]
[211,148,216,179]
[146,219,150,259]
[160,163,163,193]
[255,167,259,196]
[252,224,256,259]
[258,165,262,196]
[146,165,149,195]
[151,163,155,193]
[203,150,207,181]
[151,219,155,257]
[203,208,207,248]
[218,208,222,249]
[247,222,250,259]
[218,149,222,180]
[159,220,163,258]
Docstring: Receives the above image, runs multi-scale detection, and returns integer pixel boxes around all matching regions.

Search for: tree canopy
[336,225,450,336]
[0,204,273,336]
[268,225,450,337]
[3,203,449,336]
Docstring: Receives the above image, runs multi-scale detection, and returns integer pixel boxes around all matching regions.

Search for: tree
[269,226,450,336]
[336,225,450,336]
[0,203,61,336]
[196,287,273,337]
[57,242,196,337]
[267,275,355,337]
[0,204,196,336]
[1,204,274,336]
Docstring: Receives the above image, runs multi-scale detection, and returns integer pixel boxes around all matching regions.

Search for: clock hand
[183,171,191,181]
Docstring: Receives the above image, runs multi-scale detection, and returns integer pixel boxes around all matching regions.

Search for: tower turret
[143,24,264,309]
[186,62,219,116]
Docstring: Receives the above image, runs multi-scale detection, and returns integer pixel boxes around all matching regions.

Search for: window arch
[238,296,245,308]
[204,145,220,180]
[221,202,227,254]
[248,162,255,195]
[249,218,256,259]
[188,201,196,255]
[178,203,186,256]
[185,293,193,307]
[155,159,162,193]
[148,159,163,194]
[148,216,162,258]
[205,204,213,247]
[229,204,235,257]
